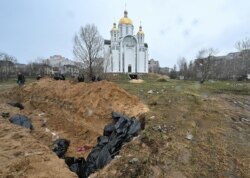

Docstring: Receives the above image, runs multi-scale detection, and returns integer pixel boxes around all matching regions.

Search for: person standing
[17,72,25,86]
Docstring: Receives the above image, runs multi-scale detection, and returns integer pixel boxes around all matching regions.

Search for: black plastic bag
[111,111,123,122]
[65,157,86,177]
[7,101,24,110]
[2,112,10,118]
[52,139,70,158]
[54,74,65,80]
[81,112,141,177]
[9,114,33,130]
[95,145,112,169]
[103,123,115,137]
[127,119,141,136]
[97,136,109,147]
[60,112,142,178]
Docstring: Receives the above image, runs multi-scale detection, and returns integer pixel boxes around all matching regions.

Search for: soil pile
[129,79,144,83]
[2,78,148,158]
[0,119,77,178]
[8,78,148,118]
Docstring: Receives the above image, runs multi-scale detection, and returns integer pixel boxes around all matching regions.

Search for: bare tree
[177,57,187,78]
[234,37,250,77]
[234,37,250,54]
[0,52,17,80]
[169,65,178,79]
[73,24,103,80]
[195,48,218,84]
[26,57,50,77]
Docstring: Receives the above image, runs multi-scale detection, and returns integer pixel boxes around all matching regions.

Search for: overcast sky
[0,0,250,67]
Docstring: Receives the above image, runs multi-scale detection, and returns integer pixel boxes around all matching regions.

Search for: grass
[109,74,250,178]
[0,77,36,92]
[115,74,250,97]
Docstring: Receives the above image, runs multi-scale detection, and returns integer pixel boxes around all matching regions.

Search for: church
[103,10,149,74]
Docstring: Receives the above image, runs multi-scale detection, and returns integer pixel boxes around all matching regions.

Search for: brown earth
[1,77,249,178]
[0,78,148,177]
[91,91,250,178]
[0,118,77,178]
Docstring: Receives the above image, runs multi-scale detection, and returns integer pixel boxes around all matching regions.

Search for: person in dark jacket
[91,75,96,82]
[17,72,25,86]
[78,74,84,82]
[96,76,102,81]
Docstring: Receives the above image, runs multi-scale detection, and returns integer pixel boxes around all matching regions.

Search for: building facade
[44,55,81,76]
[104,10,149,73]
[148,59,160,73]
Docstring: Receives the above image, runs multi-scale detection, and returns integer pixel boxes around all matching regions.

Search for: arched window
[123,36,137,47]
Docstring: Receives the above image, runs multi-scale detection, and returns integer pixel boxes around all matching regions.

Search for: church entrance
[128,65,132,73]
[123,36,137,73]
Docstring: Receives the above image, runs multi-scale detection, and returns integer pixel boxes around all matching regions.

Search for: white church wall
[124,47,136,73]
[139,51,145,73]
[103,45,111,72]
[112,49,119,72]
[145,50,149,73]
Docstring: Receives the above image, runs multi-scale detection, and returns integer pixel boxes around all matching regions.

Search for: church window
[126,27,128,34]
[123,36,136,47]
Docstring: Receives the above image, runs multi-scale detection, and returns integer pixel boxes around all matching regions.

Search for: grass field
[116,74,250,96]
[100,74,250,178]
[0,78,36,92]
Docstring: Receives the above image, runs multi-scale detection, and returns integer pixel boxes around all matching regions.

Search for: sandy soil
[129,79,144,83]
[0,118,77,178]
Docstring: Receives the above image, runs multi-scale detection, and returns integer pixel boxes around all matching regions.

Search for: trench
[52,112,142,178]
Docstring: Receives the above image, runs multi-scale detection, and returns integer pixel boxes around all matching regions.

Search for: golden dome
[119,10,133,25]
[111,23,119,31]
[137,26,145,35]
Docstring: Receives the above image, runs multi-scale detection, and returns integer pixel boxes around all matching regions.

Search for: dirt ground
[91,77,250,178]
[0,118,77,178]
[0,78,148,178]
[0,76,249,178]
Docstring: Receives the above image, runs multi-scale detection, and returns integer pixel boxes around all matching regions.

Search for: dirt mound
[8,78,148,118]
[3,78,148,158]
[0,119,76,178]
[129,79,144,83]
